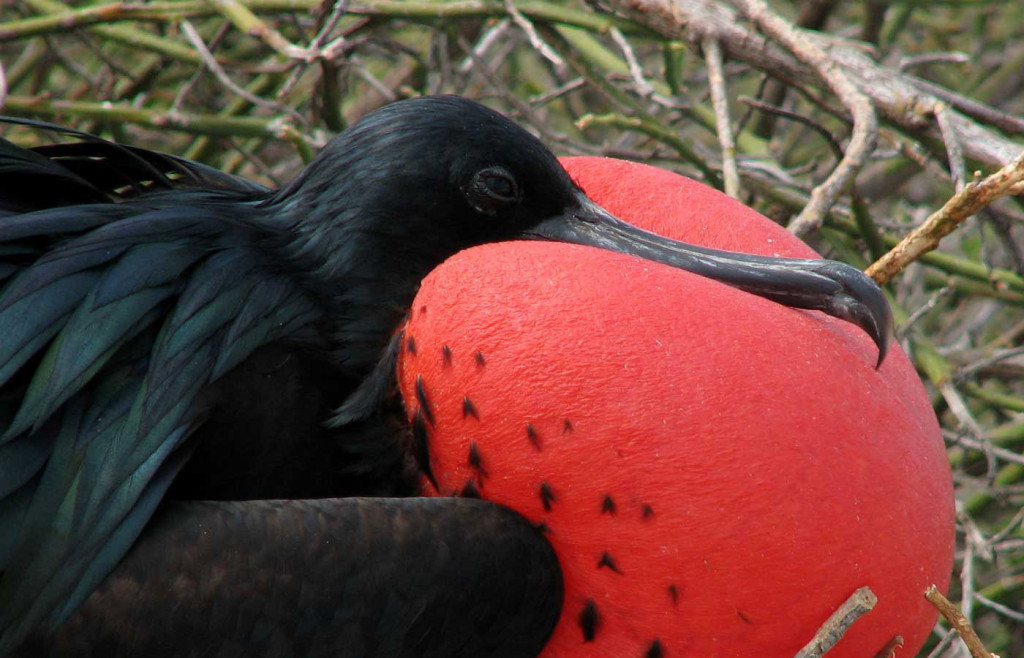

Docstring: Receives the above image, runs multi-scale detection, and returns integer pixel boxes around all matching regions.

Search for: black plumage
[0,95,892,655]
[15,498,561,658]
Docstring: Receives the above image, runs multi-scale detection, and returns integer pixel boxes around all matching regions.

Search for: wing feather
[0,200,321,652]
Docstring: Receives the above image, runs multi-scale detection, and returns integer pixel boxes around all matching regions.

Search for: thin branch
[899,52,970,72]
[180,20,307,125]
[505,0,566,75]
[530,77,585,105]
[577,112,722,187]
[867,150,1024,285]
[956,346,1024,381]
[457,19,511,74]
[703,36,739,198]
[311,0,351,51]
[924,628,960,658]
[793,586,877,658]
[924,585,997,658]
[898,285,953,340]
[738,96,844,161]
[22,0,201,63]
[607,0,1022,164]
[731,0,877,235]
[935,102,966,191]
[871,635,904,658]
[212,0,312,59]
[609,26,653,97]
[1,96,290,138]
[974,593,1024,624]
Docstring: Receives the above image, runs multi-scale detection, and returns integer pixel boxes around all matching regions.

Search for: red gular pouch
[398,156,954,658]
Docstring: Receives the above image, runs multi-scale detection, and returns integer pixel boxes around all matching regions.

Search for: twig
[935,102,966,191]
[732,0,877,236]
[530,77,585,105]
[349,55,399,101]
[974,593,1024,624]
[0,3,182,41]
[702,36,739,198]
[457,19,511,74]
[910,76,1024,137]
[505,0,566,75]
[212,0,311,59]
[939,382,985,443]
[962,383,1024,415]
[924,628,960,658]
[1,96,289,138]
[22,0,201,63]
[608,0,1021,164]
[738,95,844,161]
[961,505,990,588]
[866,151,1024,285]
[311,0,351,52]
[871,635,904,658]
[899,52,970,72]
[956,346,1024,381]
[793,586,877,658]
[609,26,653,97]
[180,20,307,125]
[898,285,953,339]
[924,585,998,658]
[576,112,722,187]
[172,21,232,112]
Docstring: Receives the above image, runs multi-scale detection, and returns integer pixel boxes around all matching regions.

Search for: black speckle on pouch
[526,423,541,450]
[405,336,416,355]
[468,440,487,478]
[442,344,452,366]
[475,351,486,367]
[641,503,654,520]
[540,482,556,512]
[597,552,623,574]
[601,494,616,515]
[578,600,600,642]
[462,396,479,420]
[460,480,481,498]
[645,639,664,658]
[411,410,437,491]
[414,375,434,426]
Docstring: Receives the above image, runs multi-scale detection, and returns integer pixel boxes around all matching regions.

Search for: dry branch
[702,35,738,198]
[730,0,876,235]
[924,585,998,658]
[793,586,877,658]
[866,151,1024,285]
[607,0,1021,167]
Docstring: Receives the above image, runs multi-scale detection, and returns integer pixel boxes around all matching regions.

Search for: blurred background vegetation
[1,0,1023,656]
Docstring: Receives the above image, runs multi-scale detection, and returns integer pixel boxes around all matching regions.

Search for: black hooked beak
[529,193,892,368]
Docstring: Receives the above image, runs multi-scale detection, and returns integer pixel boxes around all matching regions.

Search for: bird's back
[0,125,397,651]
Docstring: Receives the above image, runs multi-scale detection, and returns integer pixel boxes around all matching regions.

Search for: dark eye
[465,167,520,215]
[480,172,516,199]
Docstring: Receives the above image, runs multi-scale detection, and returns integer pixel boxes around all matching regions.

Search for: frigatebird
[0,95,891,656]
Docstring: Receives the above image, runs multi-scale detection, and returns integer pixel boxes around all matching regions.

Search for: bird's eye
[464,167,520,215]
[480,173,515,199]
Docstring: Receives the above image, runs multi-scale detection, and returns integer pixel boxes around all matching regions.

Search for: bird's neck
[258,202,437,377]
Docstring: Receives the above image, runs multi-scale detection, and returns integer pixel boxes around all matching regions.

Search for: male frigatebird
[0,95,891,656]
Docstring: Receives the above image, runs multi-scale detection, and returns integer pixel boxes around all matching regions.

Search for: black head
[274,96,581,257]
[272,95,891,366]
